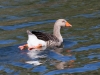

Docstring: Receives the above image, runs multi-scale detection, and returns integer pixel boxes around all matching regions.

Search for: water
[0,0,100,75]
[0,40,16,44]
[0,20,55,30]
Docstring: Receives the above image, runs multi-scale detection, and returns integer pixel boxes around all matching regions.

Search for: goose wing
[31,31,59,42]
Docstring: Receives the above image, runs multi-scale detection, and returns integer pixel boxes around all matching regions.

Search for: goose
[18,19,72,50]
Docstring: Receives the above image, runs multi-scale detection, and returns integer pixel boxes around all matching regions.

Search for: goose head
[53,19,72,43]
[55,19,72,27]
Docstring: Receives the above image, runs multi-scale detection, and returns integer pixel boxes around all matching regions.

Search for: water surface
[0,0,100,75]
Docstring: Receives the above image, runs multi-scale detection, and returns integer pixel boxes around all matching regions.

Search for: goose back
[31,31,59,41]
[31,31,61,47]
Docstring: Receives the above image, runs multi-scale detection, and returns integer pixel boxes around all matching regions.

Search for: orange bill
[65,22,72,27]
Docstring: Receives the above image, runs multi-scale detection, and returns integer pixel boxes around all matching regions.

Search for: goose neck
[53,24,63,42]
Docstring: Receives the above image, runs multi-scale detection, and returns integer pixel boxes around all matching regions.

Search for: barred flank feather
[46,40,60,47]
[31,31,60,47]
[31,31,59,41]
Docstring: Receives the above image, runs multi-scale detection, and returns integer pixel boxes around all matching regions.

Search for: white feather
[27,34,46,48]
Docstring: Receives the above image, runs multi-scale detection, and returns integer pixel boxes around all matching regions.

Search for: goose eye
[62,21,65,23]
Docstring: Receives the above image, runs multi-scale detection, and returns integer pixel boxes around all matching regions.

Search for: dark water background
[0,0,100,75]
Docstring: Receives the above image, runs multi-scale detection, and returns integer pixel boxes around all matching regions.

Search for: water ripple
[72,44,100,52]
[10,62,33,69]
[72,11,100,18]
[90,24,100,29]
[0,66,4,71]
[32,65,47,72]
[0,15,22,21]
[48,50,76,62]
[45,62,100,75]
[4,68,14,73]
[0,20,55,30]
[0,40,16,44]
[88,54,100,59]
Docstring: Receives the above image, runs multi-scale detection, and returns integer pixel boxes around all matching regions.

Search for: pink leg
[28,44,42,50]
[18,44,28,50]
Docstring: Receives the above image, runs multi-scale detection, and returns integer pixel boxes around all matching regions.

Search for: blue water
[0,0,100,75]
[0,40,100,74]
[72,44,100,51]
[0,40,16,44]
[45,62,100,75]
[0,20,55,30]
[72,11,100,18]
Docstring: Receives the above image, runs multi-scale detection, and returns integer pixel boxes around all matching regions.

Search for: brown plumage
[30,19,72,47]
[31,31,59,42]
[18,19,72,50]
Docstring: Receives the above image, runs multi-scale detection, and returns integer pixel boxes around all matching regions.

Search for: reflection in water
[54,60,75,70]
[48,46,75,71]
[45,62,100,75]
[0,41,100,74]
[18,43,75,75]
[32,65,47,72]
[25,46,47,66]
[47,47,75,62]
[27,46,47,59]
[10,62,33,69]
[0,0,100,74]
